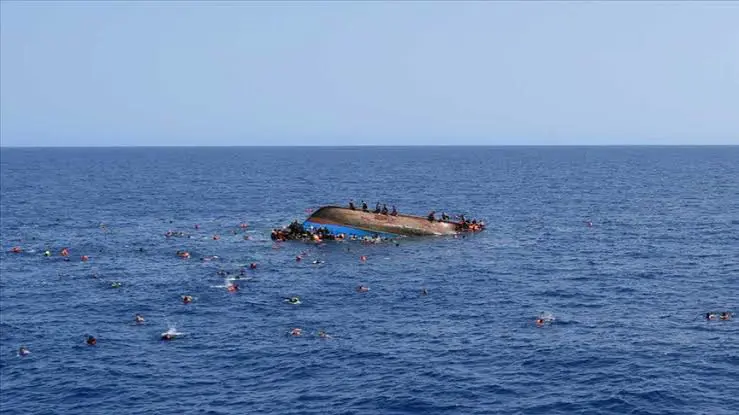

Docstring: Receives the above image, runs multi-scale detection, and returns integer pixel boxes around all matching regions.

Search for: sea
[1,146,737,415]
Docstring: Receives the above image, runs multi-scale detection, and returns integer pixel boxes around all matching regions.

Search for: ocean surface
[1,146,737,415]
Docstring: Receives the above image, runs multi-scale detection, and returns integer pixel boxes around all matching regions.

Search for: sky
[1,1,738,146]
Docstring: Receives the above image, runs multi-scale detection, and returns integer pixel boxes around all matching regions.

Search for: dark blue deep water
[1,146,738,414]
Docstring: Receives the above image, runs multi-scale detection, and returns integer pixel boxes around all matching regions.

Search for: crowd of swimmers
[7,217,734,357]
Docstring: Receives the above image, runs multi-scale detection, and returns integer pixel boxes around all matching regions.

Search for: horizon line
[1,144,738,149]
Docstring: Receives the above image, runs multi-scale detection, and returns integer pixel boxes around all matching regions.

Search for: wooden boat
[302,206,480,237]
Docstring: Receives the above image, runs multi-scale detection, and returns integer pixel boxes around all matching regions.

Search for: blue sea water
[1,146,738,415]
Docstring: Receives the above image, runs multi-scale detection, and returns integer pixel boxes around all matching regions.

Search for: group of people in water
[706,311,732,321]
[7,213,733,357]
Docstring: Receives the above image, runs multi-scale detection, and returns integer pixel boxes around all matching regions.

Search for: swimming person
[285,296,301,305]
[86,335,97,346]
[18,345,30,356]
[134,314,145,324]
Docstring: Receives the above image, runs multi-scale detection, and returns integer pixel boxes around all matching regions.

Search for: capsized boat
[272,206,484,240]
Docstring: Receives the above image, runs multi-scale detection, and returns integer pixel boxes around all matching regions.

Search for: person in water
[421,288,428,296]
[135,314,145,324]
[182,295,193,304]
[290,328,302,336]
[720,311,732,320]
[227,283,239,292]
[706,312,718,320]
[18,345,30,356]
[285,296,301,304]
[318,331,331,339]
[356,285,369,293]
[86,335,97,346]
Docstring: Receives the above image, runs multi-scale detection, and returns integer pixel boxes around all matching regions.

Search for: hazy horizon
[2,1,738,146]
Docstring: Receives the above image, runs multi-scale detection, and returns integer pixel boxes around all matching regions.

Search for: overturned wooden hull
[303,206,464,237]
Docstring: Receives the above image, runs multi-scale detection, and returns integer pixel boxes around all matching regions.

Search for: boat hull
[303,206,461,237]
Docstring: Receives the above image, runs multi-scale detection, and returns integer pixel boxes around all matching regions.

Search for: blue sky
[1,1,737,146]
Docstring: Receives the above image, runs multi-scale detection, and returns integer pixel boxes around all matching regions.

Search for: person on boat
[427,211,436,222]
[86,335,97,346]
[134,314,145,324]
[391,205,398,216]
[441,212,449,221]
[349,200,356,210]
[361,201,368,212]
[381,204,389,215]
[374,202,381,213]
[720,311,732,320]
